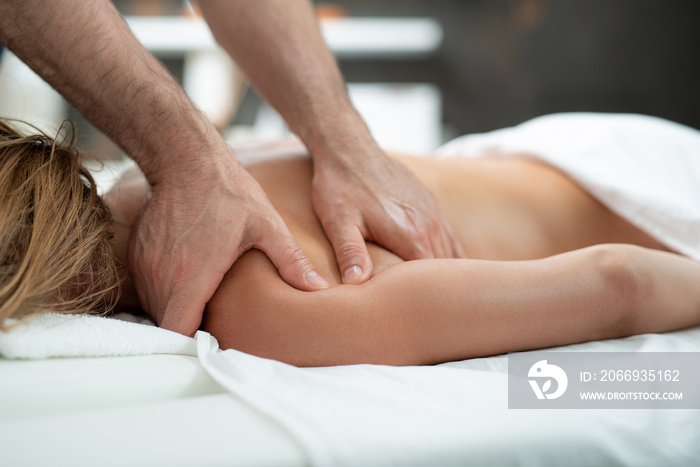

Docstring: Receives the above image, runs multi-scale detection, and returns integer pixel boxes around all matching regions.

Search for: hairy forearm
[0,0,221,182]
[199,0,375,156]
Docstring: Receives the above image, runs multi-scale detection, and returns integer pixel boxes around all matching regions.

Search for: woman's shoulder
[229,137,309,166]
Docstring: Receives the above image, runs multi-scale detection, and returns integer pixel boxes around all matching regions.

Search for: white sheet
[0,354,304,467]
[3,318,698,466]
[196,328,700,467]
[196,113,700,466]
[3,113,700,466]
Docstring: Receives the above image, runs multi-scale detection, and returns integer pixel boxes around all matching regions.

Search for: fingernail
[343,266,363,284]
[305,271,329,289]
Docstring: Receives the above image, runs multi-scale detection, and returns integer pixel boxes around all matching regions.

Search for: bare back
[105,140,695,365]
[238,146,669,286]
[193,141,700,366]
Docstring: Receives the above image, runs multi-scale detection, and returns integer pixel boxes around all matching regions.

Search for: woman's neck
[102,167,151,309]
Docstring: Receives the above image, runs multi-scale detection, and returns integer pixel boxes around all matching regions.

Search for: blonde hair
[0,119,121,329]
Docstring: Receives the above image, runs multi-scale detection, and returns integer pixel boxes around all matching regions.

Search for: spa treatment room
[1,1,700,466]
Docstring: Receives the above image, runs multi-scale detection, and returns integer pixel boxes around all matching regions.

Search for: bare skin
[0,0,458,337]
[200,1,463,279]
[106,141,700,366]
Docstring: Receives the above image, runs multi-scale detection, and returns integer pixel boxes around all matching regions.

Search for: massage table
[1,311,698,467]
[3,112,700,466]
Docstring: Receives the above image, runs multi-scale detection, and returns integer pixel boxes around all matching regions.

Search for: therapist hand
[128,150,328,336]
[311,141,465,285]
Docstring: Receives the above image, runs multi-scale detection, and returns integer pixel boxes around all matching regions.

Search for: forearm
[201,1,460,273]
[0,0,221,182]
[199,0,376,157]
[205,244,700,366]
[275,247,631,366]
[354,246,699,364]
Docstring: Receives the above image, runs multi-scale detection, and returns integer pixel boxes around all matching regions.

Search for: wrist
[134,113,231,187]
[300,108,382,165]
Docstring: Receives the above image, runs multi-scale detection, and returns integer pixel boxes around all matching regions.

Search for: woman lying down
[1,113,699,366]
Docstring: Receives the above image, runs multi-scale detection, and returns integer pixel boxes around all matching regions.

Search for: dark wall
[322,0,700,133]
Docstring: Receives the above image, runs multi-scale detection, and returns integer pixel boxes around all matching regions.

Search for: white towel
[0,158,194,360]
[0,313,195,359]
[435,113,700,259]
[2,113,699,465]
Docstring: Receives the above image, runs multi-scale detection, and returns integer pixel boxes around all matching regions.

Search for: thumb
[257,226,329,291]
[328,224,373,285]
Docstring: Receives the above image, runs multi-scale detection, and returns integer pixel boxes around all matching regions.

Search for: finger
[256,221,329,291]
[427,215,449,259]
[327,221,373,285]
[386,219,433,261]
[446,220,467,258]
[131,232,222,336]
[159,272,220,337]
[129,245,213,336]
[433,217,463,259]
[437,216,459,259]
[127,194,234,335]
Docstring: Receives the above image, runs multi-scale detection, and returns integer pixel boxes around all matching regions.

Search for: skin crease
[0,0,460,338]
[106,140,700,366]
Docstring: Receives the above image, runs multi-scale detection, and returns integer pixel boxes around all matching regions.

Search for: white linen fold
[196,328,700,467]
[195,113,700,466]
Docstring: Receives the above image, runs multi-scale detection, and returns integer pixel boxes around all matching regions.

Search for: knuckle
[414,226,433,248]
[406,211,433,240]
[337,243,366,261]
[283,244,311,268]
[411,234,433,259]
[430,217,442,235]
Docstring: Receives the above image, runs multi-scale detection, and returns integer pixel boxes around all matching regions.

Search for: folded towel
[0,158,194,360]
[0,313,195,359]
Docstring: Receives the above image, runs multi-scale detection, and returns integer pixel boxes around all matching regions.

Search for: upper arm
[201,245,658,367]
[203,248,407,366]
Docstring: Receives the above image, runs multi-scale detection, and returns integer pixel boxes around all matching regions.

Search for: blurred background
[0,0,699,161]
